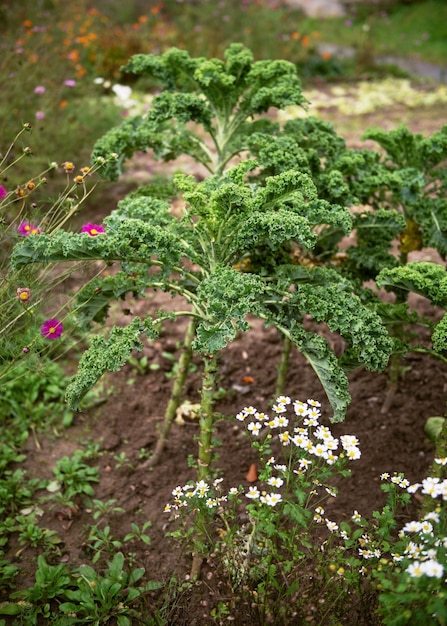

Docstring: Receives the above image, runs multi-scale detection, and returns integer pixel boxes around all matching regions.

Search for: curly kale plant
[12,46,395,498]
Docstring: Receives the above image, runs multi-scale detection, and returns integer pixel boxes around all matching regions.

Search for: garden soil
[7,92,447,625]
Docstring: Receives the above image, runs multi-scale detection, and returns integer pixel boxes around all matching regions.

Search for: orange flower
[301,35,311,47]
[322,51,332,60]
[22,19,33,28]
[138,15,148,23]
[291,31,300,40]
[59,99,68,109]
[67,49,79,63]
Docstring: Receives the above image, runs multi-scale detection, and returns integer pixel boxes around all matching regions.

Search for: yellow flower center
[49,326,56,334]
[90,228,98,235]
[19,292,29,301]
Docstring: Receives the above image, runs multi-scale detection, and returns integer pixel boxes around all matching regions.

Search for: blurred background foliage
[0,0,445,191]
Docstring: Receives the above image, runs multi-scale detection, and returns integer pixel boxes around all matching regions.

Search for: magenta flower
[34,85,46,94]
[41,318,63,340]
[64,79,76,87]
[0,185,7,199]
[35,111,45,120]
[18,221,41,236]
[81,223,105,236]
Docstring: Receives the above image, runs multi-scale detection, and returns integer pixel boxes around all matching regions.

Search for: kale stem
[274,333,292,399]
[142,319,197,468]
[190,351,219,580]
[197,353,218,482]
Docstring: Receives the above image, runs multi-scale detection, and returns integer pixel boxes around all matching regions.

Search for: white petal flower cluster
[377,472,447,580]
[236,396,361,509]
[240,396,361,468]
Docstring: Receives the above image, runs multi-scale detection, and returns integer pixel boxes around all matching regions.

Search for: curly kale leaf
[376,262,447,307]
[377,262,447,354]
[147,91,214,131]
[91,116,151,181]
[114,194,175,226]
[297,283,393,371]
[304,199,352,234]
[411,197,447,257]
[230,209,316,260]
[432,314,447,353]
[176,164,254,223]
[241,58,307,114]
[193,266,265,353]
[65,317,160,409]
[251,170,317,210]
[93,44,306,180]
[12,217,183,269]
[122,47,197,90]
[74,269,155,329]
[266,312,351,422]
[345,208,406,280]
[92,115,211,180]
[283,117,347,162]
[296,330,351,423]
[363,125,447,171]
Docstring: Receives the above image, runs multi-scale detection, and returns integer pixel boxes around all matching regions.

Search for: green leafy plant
[12,43,392,414]
[368,467,447,625]
[1,555,72,624]
[50,450,99,505]
[59,552,162,625]
[11,44,398,575]
[85,525,123,565]
[0,552,163,625]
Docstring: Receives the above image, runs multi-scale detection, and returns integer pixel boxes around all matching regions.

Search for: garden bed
[3,91,447,624]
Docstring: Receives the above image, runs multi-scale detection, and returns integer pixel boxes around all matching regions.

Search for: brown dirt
[4,94,447,625]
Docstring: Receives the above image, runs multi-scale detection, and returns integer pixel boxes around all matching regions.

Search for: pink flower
[35,111,45,120]
[64,79,76,87]
[34,85,46,94]
[18,222,41,236]
[0,185,7,199]
[81,223,105,236]
[41,318,63,340]
[16,287,31,303]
